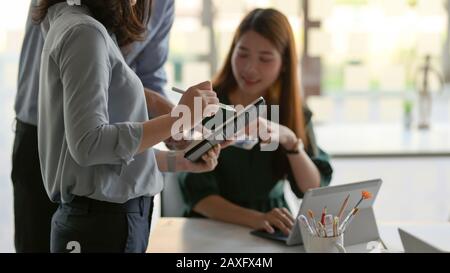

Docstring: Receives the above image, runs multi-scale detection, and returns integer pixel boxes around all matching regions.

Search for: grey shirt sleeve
[15,0,44,125]
[134,0,175,95]
[55,24,143,167]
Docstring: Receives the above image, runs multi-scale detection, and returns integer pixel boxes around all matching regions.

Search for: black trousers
[11,120,58,253]
[51,196,154,253]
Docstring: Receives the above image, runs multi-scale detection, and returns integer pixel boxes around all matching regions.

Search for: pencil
[321,206,327,225]
[333,216,339,237]
[317,222,326,238]
[337,194,350,222]
[307,210,319,235]
[339,208,359,233]
[171,87,236,112]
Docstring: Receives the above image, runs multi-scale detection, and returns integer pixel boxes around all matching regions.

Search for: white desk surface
[147,218,450,253]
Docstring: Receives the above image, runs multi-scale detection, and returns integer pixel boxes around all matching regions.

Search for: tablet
[184,97,265,162]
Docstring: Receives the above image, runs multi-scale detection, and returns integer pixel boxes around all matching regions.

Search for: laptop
[398,228,445,253]
[251,179,383,248]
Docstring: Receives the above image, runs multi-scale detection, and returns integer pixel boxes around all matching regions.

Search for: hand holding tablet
[183,97,266,162]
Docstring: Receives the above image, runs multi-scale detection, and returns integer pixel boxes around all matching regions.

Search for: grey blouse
[38,3,163,204]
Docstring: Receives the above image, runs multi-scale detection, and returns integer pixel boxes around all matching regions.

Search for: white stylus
[171,87,236,112]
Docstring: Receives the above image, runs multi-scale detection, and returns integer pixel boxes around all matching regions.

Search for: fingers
[214,143,220,152]
[201,150,213,163]
[185,144,221,173]
[184,81,223,127]
[202,90,219,110]
[267,208,294,236]
[178,82,217,130]
[208,146,220,163]
[263,221,275,234]
[202,90,217,98]
[257,117,272,143]
[274,208,294,229]
[206,96,219,105]
[195,81,212,90]
[238,117,272,142]
[206,148,215,159]
[203,99,220,117]
[200,154,215,170]
[271,219,291,236]
[281,208,295,223]
[200,145,220,170]
[185,81,218,109]
[194,81,216,105]
[164,139,190,151]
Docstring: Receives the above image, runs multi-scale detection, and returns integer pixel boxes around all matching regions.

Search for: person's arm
[194,195,294,235]
[134,0,175,95]
[59,25,218,167]
[154,145,221,173]
[285,119,333,196]
[142,89,194,151]
[144,88,174,117]
[60,25,146,167]
[258,118,321,193]
[284,142,321,193]
[137,81,219,154]
[182,166,294,235]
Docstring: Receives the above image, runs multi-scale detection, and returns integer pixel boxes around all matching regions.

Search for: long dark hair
[33,0,152,47]
[213,8,308,180]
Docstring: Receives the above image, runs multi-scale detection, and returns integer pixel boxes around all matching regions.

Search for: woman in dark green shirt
[180,8,333,236]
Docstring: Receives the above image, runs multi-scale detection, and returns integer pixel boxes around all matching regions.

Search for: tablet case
[184,97,265,162]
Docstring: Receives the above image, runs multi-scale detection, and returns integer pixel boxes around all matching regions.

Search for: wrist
[281,134,298,150]
[249,211,266,229]
[166,150,178,172]
[174,152,189,172]
[283,138,304,154]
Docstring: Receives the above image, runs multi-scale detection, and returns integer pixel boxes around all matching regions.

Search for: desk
[147,218,302,253]
[146,217,449,253]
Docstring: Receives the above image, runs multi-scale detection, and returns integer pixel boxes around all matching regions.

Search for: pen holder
[305,234,346,253]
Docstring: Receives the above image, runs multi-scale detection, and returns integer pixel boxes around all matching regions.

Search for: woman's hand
[178,144,222,173]
[164,137,192,151]
[165,124,235,151]
[254,208,295,236]
[243,117,298,150]
[175,81,220,130]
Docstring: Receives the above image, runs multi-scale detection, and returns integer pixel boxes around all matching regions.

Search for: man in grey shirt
[12,0,175,252]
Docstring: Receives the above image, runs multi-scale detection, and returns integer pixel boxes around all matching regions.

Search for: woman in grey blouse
[35,0,222,253]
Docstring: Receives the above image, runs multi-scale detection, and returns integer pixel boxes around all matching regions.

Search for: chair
[160,173,186,217]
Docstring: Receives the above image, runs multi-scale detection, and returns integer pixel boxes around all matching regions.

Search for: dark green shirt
[179,96,333,217]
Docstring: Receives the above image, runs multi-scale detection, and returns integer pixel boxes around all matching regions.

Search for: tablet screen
[203,96,265,141]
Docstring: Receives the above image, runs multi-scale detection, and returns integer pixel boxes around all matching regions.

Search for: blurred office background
[1,0,449,252]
